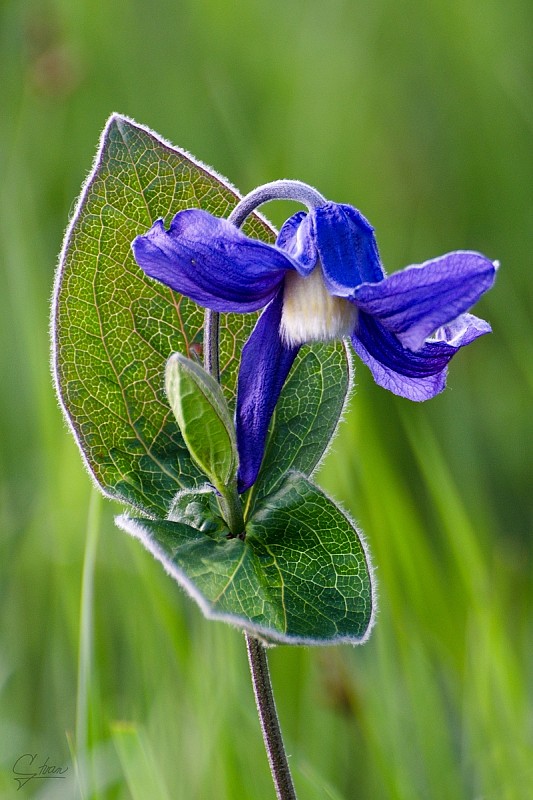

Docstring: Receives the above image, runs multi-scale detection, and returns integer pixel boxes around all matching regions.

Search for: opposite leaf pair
[52,114,367,645]
[120,344,374,646]
[117,471,374,646]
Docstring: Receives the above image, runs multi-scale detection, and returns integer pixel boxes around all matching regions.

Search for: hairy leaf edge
[49,112,275,512]
[116,472,377,646]
[311,341,355,479]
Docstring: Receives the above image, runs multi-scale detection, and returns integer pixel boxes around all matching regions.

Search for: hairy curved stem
[228,179,326,228]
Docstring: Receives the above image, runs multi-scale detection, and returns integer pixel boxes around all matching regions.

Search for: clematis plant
[52,115,496,800]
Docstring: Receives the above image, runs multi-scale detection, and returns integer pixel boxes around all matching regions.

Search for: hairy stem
[245,634,298,800]
[203,295,297,798]
[217,480,245,538]
[228,179,325,228]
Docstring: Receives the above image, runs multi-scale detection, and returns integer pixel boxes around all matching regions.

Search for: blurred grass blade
[76,489,101,758]
[111,722,171,800]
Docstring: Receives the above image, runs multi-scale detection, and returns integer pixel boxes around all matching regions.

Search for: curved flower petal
[351,311,491,401]
[132,209,295,313]
[312,203,384,296]
[353,251,497,351]
[236,289,300,492]
[276,211,317,275]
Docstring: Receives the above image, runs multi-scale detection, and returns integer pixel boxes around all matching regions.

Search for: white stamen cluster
[280,265,357,347]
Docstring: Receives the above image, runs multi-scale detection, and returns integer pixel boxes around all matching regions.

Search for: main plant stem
[204,306,297,800]
[245,635,297,800]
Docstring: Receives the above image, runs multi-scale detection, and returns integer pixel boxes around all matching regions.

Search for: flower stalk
[227,179,326,227]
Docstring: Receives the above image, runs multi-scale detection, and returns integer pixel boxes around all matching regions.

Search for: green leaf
[117,474,374,645]
[165,353,237,491]
[247,341,351,509]
[52,114,273,516]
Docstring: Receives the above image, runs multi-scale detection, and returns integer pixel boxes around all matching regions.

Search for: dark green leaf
[52,114,273,516]
[117,474,374,645]
[247,342,351,509]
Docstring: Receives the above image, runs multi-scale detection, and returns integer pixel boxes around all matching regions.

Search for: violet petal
[353,251,496,351]
[276,211,317,275]
[351,311,491,401]
[313,203,384,296]
[236,289,300,492]
[132,209,295,313]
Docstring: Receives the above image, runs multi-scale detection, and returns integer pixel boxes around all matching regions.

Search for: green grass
[1,0,532,797]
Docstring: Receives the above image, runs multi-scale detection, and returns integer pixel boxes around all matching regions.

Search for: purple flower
[132,200,496,493]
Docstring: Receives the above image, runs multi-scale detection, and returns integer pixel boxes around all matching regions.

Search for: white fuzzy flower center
[280,265,357,347]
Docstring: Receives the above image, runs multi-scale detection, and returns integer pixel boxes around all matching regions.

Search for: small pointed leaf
[165,353,237,490]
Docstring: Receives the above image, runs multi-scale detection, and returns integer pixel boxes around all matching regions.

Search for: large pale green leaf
[247,342,351,510]
[117,474,374,645]
[52,114,273,516]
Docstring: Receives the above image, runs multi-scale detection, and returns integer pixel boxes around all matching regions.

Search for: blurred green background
[1,0,532,797]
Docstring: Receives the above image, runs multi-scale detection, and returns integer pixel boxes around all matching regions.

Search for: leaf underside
[53,115,273,516]
[53,115,351,518]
